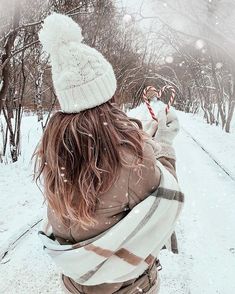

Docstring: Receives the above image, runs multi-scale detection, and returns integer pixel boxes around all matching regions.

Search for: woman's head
[33,101,144,228]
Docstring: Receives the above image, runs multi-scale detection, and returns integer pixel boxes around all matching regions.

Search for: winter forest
[0,0,235,293]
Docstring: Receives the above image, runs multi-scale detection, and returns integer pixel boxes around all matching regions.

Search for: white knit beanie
[38,12,117,113]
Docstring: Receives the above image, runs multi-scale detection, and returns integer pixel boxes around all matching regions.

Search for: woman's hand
[143,119,158,137]
[154,109,180,145]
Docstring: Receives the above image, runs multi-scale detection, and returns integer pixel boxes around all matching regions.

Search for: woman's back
[47,140,161,244]
[47,138,176,294]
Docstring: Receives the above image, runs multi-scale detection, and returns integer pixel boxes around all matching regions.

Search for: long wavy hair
[33,101,144,228]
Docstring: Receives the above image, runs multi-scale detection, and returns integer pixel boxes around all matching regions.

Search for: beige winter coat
[48,134,177,294]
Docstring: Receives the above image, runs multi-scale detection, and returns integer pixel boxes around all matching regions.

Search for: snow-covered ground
[0,103,235,293]
[0,116,43,256]
[177,111,235,179]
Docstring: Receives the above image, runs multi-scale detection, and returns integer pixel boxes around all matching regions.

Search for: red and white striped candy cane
[162,85,176,114]
[142,86,159,121]
[142,85,176,121]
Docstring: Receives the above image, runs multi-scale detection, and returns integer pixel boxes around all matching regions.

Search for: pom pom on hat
[39,12,83,56]
[38,12,117,113]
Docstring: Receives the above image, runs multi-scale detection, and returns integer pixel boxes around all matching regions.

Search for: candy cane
[142,85,176,121]
[162,85,176,114]
[142,86,159,121]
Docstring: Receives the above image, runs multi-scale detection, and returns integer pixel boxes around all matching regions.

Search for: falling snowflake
[103,122,108,126]
[134,209,140,214]
[165,56,174,63]
[216,62,223,69]
[136,287,143,292]
[123,14,132,24]
[195,39,205,50]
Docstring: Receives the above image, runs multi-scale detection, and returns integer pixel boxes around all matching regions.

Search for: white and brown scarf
[39,161,184,286]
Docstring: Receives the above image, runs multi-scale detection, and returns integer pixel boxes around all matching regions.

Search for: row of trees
[0,0,235,163]
[0,0,153,162]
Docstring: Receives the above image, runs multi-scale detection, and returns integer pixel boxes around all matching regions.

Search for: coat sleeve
[128,139,177,209]
[144,136,177,180]
[128,138,181,255]
[127,141,161,209]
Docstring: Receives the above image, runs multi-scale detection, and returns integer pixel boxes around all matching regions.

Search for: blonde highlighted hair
[33,102,144,228]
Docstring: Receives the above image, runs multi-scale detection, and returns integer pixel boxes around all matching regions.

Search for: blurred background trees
[0,0,235,162]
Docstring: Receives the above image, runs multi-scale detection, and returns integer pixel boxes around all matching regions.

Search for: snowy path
[1,127,235,293]
[161,129,235,294]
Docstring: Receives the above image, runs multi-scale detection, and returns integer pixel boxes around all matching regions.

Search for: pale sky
[120,0,152,15]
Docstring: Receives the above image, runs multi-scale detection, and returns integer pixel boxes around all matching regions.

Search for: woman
[34,13,184,294]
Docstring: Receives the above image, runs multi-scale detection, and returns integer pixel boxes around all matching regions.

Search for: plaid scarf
[39,161,184,286]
